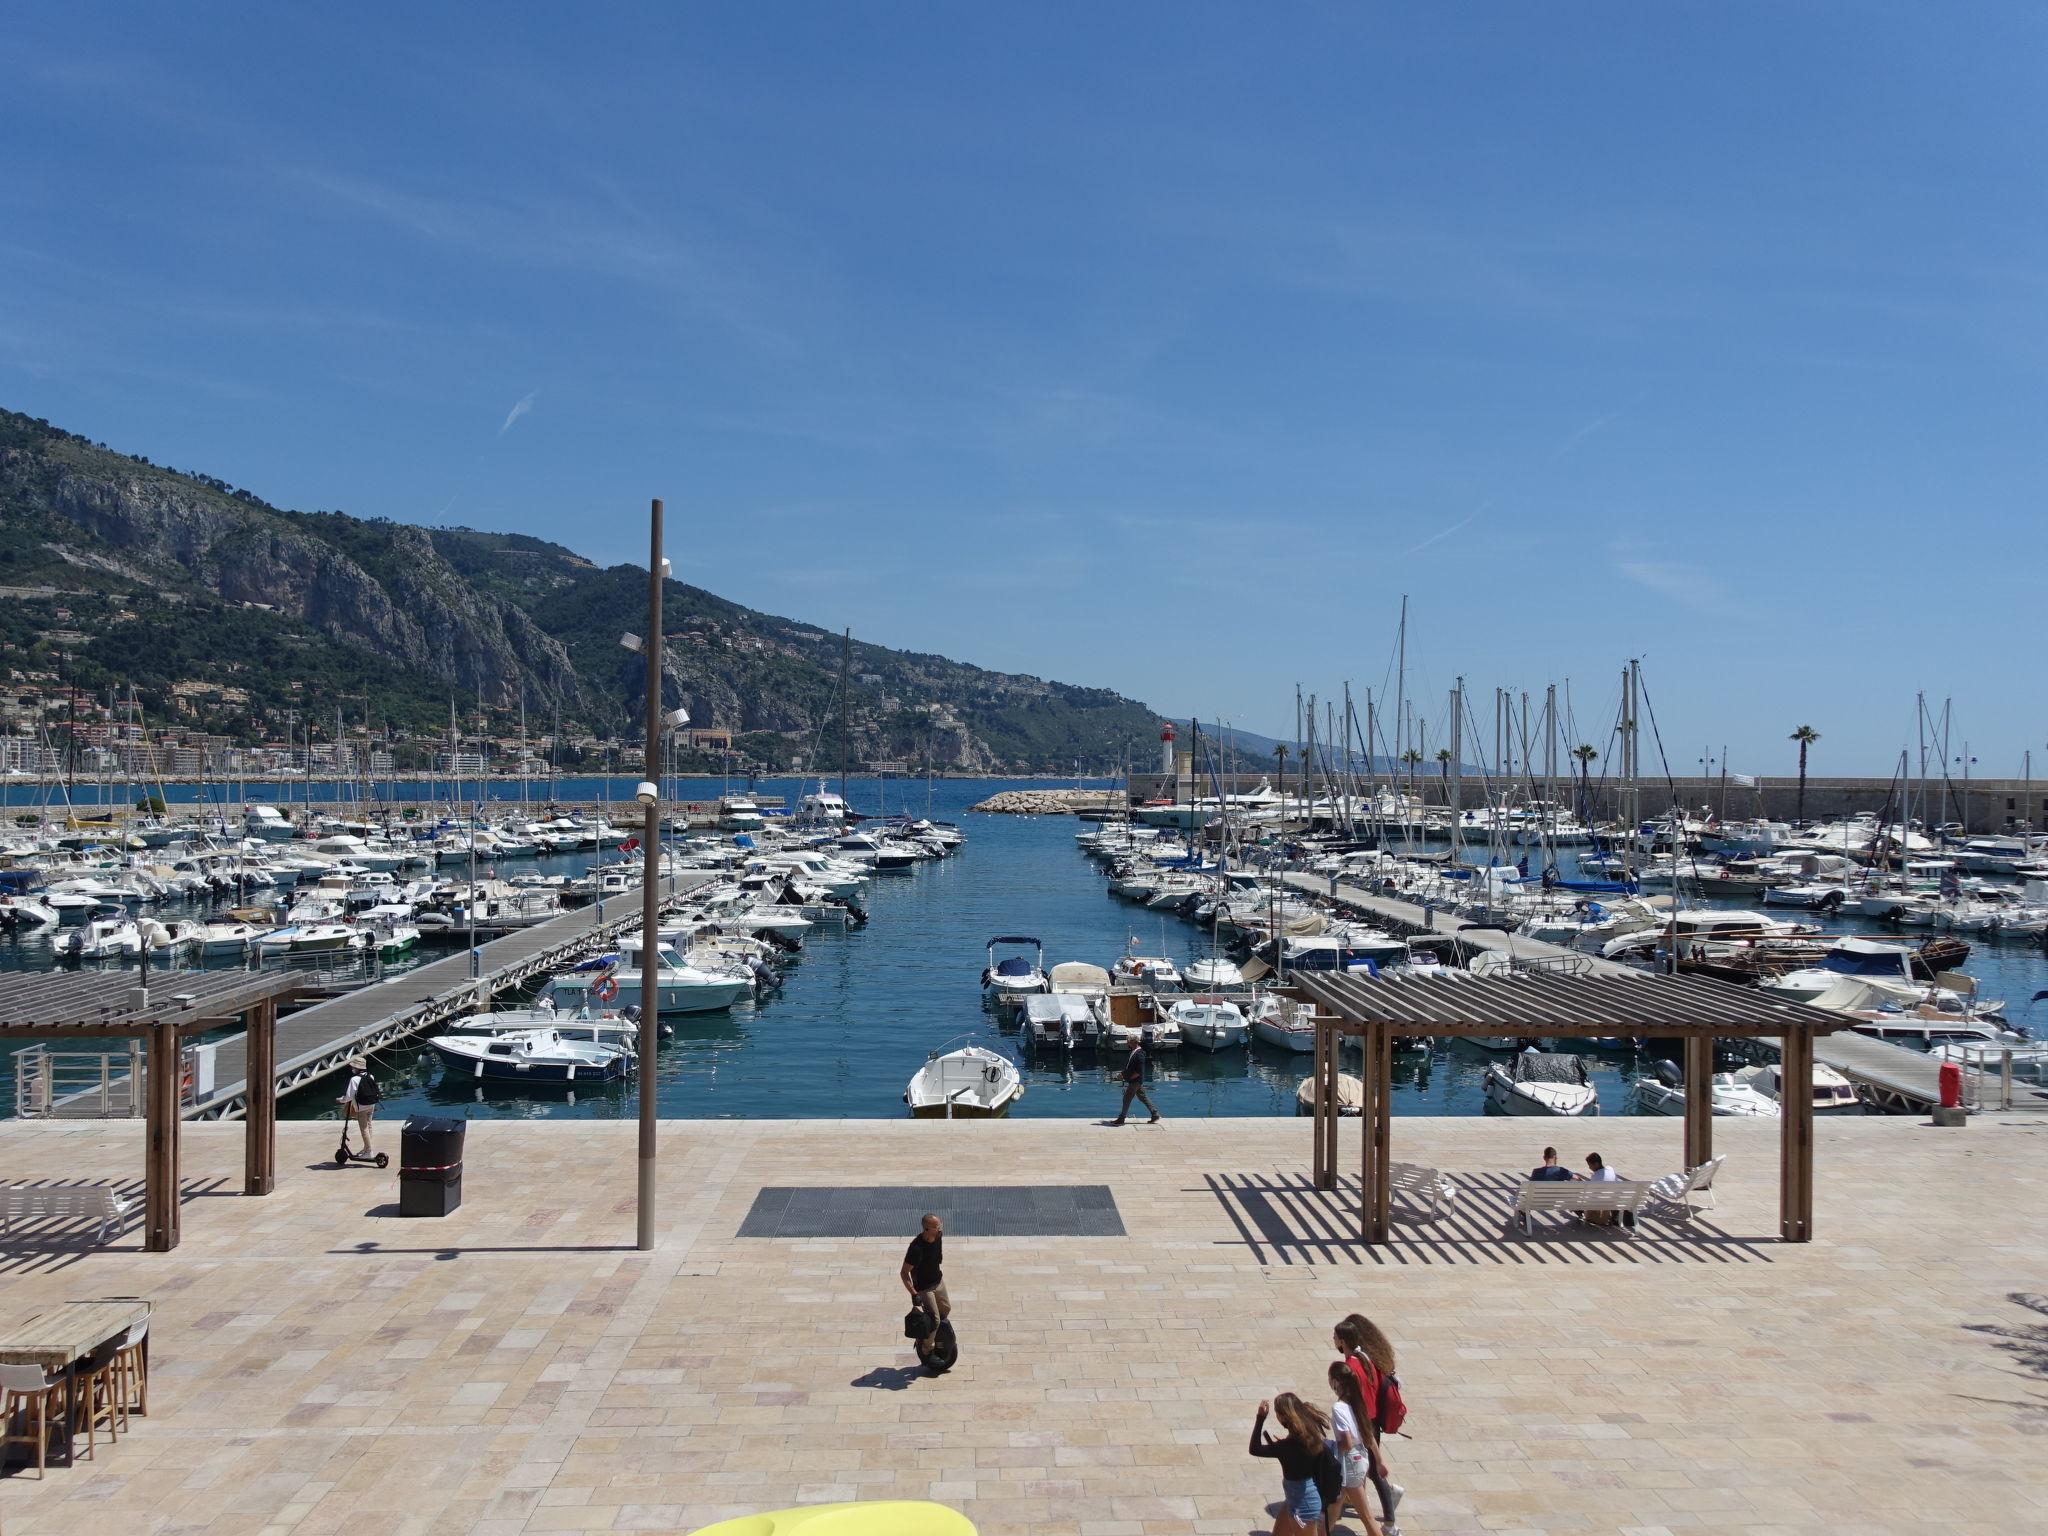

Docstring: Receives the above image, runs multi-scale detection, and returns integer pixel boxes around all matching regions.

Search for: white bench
[1513,1177,1653,1236]
[1390,1161,1457,1217]
[1,1184,135,1244]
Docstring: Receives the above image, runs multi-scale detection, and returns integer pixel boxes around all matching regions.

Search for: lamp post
[636,500,665,1252]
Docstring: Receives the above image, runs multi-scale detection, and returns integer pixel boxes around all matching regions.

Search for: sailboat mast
[839,628,851,803]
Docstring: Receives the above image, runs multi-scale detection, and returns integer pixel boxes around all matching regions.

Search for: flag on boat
[620,836,640,853]
[1728,772,1756,787]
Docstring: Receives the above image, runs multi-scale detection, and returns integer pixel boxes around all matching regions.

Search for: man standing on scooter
[339,1054,379,1157]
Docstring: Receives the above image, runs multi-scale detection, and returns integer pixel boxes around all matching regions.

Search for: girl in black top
[1249,1393,1329,1534]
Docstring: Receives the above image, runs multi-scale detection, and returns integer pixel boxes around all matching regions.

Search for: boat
[444,1008,658,1051]
[1735,1060,1862,1114]
[1113,952,1184,991]
[718,797,766,832]
[1630,1061,1779,1118]
[1170,999,1250,1051]
[197,920,267,958]
[1483,1049,1599,1116]
[256,922,356,955]
[904,1043,1024,1118]
[1184,955,1247,991]
[980,936,1048,1007]
[1761,937,1928,1007]
[545,940,753,1016]
[1249,994,1317,1052]
[429,1028,631,1084]
[1295,1072,1364,1116]
[1020,992,1100,1052]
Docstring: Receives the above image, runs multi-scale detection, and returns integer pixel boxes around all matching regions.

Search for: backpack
[1310,1438,1343,1512]
[354,1072,380,1108]
[1374,1368,1408,1437]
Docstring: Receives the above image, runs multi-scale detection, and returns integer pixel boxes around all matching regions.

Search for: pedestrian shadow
[1197,1168,1775,1267]
[850,1365,926,1391]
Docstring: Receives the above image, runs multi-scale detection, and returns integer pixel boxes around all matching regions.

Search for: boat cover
[1516,1052,1589,1085]
[993,956,1037,978]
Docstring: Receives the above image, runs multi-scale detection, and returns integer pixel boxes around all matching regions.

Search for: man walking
[339,1054,379,1156]
[1110,1033,1160,1126]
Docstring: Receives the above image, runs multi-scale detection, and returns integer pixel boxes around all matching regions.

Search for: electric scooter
[333,1121,389,1169]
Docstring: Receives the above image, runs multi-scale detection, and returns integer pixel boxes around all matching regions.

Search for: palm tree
[1571,744,1598,822]
[1435,747,1453,799]
[1790,725,1820,823]
[1400,747,1422,801]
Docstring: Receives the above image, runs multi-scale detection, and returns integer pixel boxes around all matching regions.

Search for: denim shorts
[1283,1477,1323,1523]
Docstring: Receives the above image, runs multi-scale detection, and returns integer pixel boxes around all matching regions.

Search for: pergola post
[1312,1018,1331,1189]
[1683,1033,1715,1170]
[145,1020,180,1253]
[1780,1028,1815,1242]
[245,1001,277,1196]
[1369,1024,1393,1243]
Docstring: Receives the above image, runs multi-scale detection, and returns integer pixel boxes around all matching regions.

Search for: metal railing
[13,1043,146,1119]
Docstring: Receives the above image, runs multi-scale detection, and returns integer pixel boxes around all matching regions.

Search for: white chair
[0,1361,64,1476]
[1389,1161,1457,1217]
[1649,1156,1726,1216]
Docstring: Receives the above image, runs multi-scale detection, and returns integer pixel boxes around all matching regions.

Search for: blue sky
[4,5,2043,775]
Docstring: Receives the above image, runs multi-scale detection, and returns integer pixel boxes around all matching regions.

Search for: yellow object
[687,1503,976,1536]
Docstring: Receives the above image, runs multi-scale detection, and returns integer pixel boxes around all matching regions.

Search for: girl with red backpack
[1334,1314,1405,1536]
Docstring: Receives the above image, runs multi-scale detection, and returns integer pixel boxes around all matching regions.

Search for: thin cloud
[1400,513,1477,558]
[499,391,535,435]
[1550,411,1617,461]
[1613,556,1736,616]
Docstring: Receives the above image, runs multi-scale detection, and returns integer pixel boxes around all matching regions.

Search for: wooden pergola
[1292,970,1857,1244]
[0,970,314,1252]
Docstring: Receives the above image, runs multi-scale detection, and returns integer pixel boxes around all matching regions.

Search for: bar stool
[0,1361,64,1477]
[70,1336,123,1458]
[113,1317,150,1418]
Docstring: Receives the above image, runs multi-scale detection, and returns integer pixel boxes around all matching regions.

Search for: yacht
[718,797,766,833]
[544,940,751,1015]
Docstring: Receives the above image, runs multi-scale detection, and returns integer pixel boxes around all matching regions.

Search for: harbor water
[6,775,2047,1125]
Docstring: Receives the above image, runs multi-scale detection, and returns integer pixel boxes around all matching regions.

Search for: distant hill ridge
[0,406,1160,771]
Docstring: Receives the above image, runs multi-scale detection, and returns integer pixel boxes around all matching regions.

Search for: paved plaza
[2,1113,2046,1535]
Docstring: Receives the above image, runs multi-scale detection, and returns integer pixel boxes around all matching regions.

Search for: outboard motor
[1654,1059,1683,1090]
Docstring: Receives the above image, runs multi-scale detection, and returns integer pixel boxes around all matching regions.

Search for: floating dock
[1279,869,2048,1114]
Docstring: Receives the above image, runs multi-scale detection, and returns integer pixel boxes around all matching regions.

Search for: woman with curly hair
[1335,1314,1403,1535]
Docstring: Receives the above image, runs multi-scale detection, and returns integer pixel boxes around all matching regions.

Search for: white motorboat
[1761,937,1926,1007]
[982,936,1048,1006]
[1249,994,1317,1052]
[1630,1062,1779,1118]
[257,922,356,955]
[1483,1049,1599,1116]
[905,1043,1024,1118]
[197,919,267,958]
[430,1028,631,1085]
[1184,955,1247,991]
[58,917,141,961]
[1736,1060,1862,1114]
[1113,953,1184,991]
[0,894,61,929]
[1171,999,1249,1051]
[544,940,752,1015]
[717,796,766,832]
[444,1007,661,1051]
[1021,992,1100,1052]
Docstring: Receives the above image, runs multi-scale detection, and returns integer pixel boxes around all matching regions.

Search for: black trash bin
[399,1115,465,1217]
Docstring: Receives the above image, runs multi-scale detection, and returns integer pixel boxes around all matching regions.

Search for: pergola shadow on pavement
[1199,1168,1778,1268]
[1292,969,1856,1244]
[0,969,313,1251]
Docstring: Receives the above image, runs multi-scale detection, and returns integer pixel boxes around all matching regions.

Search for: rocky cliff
[0,407,1159,770]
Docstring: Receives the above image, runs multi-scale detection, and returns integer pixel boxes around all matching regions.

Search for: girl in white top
[1327,1360,1385,1535]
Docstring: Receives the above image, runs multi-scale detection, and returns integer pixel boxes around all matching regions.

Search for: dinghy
[904,1043,1024,1118]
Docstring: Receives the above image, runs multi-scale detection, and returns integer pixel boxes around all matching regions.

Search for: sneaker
[1381,1523,1401,1536]
[1108,1119,1126,1127]
[1147,1115,1161,1124]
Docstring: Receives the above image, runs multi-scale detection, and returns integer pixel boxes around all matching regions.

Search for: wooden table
[0,1297,151,1470]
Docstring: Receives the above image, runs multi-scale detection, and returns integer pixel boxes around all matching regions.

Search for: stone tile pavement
[2,1114,2046,1535]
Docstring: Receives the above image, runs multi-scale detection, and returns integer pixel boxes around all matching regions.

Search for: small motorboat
[905,1043,1024,1118]
[1296,1072,1364,1116]
[1170,999,1249,1051]
[981,936,1048,1007]
[1183,955,1247,991]
[1631,1061,1779,1118]
[198,919,267,958]
[1484,1049,1599,1116]
[444,1007,662,1051]
[1020,992,1099,1052]
[430,1028,631,1085]
[1736,1060,1862,1114]
[1249,994,1317,1053]
[1113,953,1185,992]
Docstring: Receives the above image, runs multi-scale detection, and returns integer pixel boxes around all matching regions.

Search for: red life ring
[593,975,619,1004]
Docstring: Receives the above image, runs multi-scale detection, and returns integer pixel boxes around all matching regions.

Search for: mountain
[0,407,1161,772]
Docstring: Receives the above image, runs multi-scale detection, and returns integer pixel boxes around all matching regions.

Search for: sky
[3,5,2044,777]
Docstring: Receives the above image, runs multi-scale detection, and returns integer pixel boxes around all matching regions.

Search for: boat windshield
[1821,949,1909,977]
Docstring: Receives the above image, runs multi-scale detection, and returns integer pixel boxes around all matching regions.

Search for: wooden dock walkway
[1278,869,2048,1114]
[187,870,712,1119]
[42,872,710,1122]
